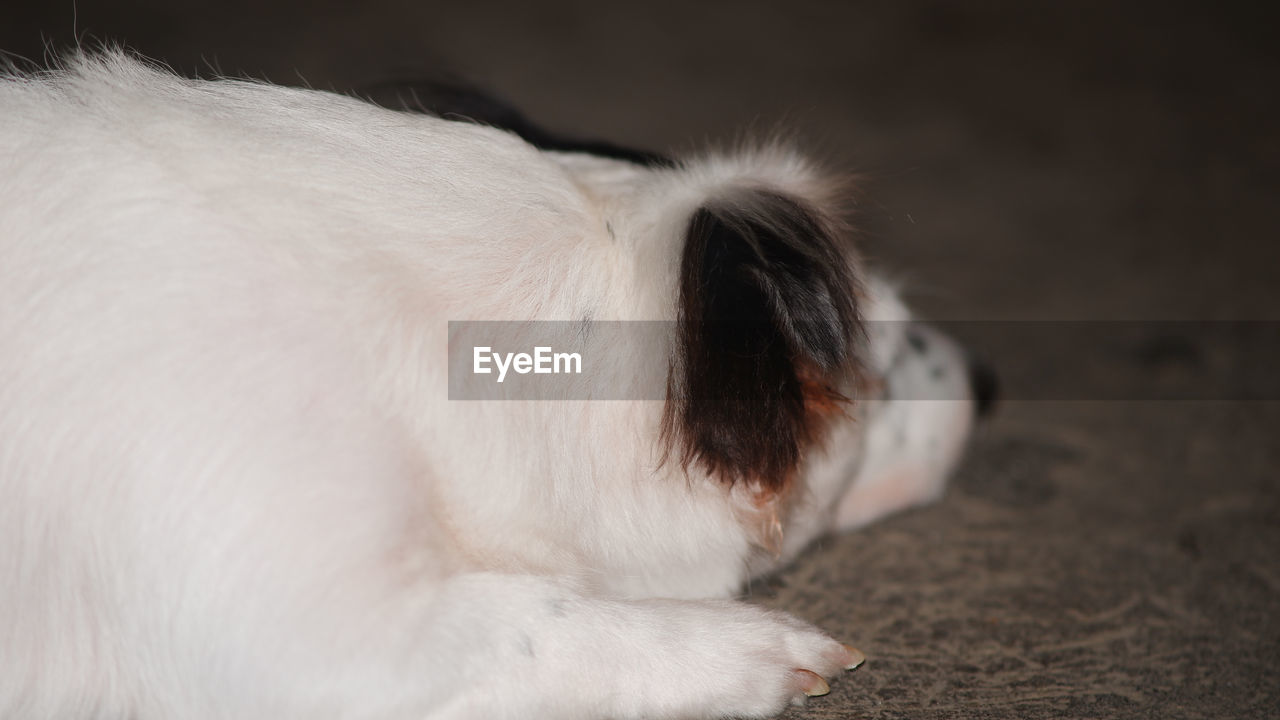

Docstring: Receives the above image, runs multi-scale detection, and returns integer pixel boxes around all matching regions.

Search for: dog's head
[554,149,987,560]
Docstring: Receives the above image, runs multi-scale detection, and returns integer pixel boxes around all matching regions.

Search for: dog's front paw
[426,575,864,720]
[617,599,865,719]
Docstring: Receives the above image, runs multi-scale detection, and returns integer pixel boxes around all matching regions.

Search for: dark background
[4,2,1277,718]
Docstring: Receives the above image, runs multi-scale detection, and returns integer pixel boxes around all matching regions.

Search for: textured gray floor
[5,2,1277,718]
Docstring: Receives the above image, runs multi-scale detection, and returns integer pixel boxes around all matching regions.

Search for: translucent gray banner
[447,321,1280,401]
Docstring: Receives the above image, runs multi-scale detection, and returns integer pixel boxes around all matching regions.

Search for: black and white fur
[0,54,983,719]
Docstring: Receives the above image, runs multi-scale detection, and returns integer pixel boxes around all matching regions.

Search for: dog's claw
[842,644,866,670]
[795,669,830,697]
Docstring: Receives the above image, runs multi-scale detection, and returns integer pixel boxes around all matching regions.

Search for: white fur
[0,55,974,719]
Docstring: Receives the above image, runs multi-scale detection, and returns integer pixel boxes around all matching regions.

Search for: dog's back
[0,54,609,716]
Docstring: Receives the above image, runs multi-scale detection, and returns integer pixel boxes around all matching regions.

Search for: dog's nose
[967,356,999,419]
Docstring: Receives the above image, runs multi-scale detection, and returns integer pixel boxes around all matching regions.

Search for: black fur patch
[359,79,671,167]
[663,190,863,492]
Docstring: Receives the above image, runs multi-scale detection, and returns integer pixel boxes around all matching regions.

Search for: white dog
[0,53,986,719]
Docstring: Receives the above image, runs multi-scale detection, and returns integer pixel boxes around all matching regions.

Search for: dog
[0,53,990,719]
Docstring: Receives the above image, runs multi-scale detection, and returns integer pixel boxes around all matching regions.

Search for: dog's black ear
[663,189,863,493]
